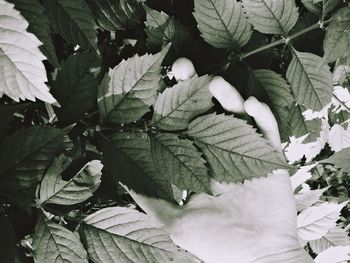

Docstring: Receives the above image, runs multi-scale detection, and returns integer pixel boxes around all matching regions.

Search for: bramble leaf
[187,113,289,182]
[153,75,213,131]
[80,207,198,263]
[302,0,340,18]
[321,147,350,172]
[0,0,57,104]
[242,0,299,35]
[286,49,333,111]
[43,0,98,52]
[314,245,350,263]
[98,44,169,124]
[193,0,253,49]
[310,226,350,254]
[33,216,88,263]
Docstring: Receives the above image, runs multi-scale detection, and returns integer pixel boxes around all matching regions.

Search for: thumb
[127,188,181,228]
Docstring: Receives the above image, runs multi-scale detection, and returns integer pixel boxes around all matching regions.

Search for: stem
[333,93,350,113]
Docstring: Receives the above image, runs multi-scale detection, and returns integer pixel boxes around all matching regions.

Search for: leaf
[186,113,289,182]
[101,132,174,200]
[321,147,350,172]
[39,156,102,205]
[33,216,88,263]
[297,201,347,241]
[323,7,350,64]
[43,0,98,52]
[144,5,190,51]
[328,124,350,152]
[242,0,299,35]
[0,104,28,140]
[333,56,350,88]
[7,0,59,68]
[51,52,101,124]
[193,0,253,49]
[152,75,213,131]
[80,207,198,263]
[150,133,211,193]
[290,164,316,191]
[0,0,57,104]
[0,126,65,205]
[286,49,333,111]
[98,44,169,124]
[247,69,294,141]
[295,184,329,211]
[310,226,350,254]
[302,0,341,18]
[89,0,143,31]
[0,215,17,263]
[314,245,350,263]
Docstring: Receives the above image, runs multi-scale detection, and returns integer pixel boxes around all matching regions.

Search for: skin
[128,81,314,263]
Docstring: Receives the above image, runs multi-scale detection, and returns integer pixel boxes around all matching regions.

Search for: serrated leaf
[39,156,102,205]
[242,0,299,35]
[89,0,143,31]
[144,5,190,51]
[321,147,350,172]
[286,49,333,111]
[0,104,28,140]
[33,216,88,263]
[150,133,211,193]
[334,56,350,88]
[98,45,169,124]
[43,0,98,52]
[314,245,350,263]
[302,0,340,18]
[290,164,316,191]
[297,201,347,241]
[0,126,65,205]
[0,0,56,104]
[247,69,294,141]
[310,226,350,254]
[186,113,289,182]
[102,132,174,200]
[323,7,350,64]
[80,207,198,263]
[193,0,252,49]
[328,124,350,152]
[51,52,101,124]
[7,0,59,68]
[153,75,213,131]
[295,185,329,211]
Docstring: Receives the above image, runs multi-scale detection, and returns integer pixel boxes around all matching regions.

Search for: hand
[128,81,314,263]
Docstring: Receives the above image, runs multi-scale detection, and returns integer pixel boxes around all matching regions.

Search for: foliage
[0,0,350,262]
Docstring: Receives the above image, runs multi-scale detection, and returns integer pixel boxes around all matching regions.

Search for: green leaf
[98,44,170,124]
[187,113,289,182]
[247,69,294,141]
[0,215,17,263]
[89,0,143,31]
[144,5,190,50]
[320,147,350,172]
[301,0,340,18]
[242,0,299,35]
[0,0,57,104]
[289,104,323,143]
[80,207,198,263]
[150,133,211,193]
[0,126,65,205]
[334,56,350,88]
[0,104,28,140]
[152,75,213,131]
[39,155,102,205]
[43,0,98,52]
[101,132,174,200]
[33,216,88,263]
[286,49,333,111]
[51,52,101,124]
[7,0,60,68]
[323,7,350,64]
[193,0,253,49]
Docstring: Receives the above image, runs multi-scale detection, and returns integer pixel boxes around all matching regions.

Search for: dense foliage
[0,0,350,262]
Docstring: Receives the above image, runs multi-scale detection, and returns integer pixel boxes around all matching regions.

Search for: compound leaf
[187,113,289,182]
[193,0,253,49]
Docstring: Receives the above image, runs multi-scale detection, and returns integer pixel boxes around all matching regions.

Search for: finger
[126,187,181,228]
[244,96,282,152]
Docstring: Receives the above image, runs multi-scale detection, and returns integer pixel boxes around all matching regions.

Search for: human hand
[128,77,314,263]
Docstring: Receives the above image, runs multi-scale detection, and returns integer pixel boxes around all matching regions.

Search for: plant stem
[332,93,350,113]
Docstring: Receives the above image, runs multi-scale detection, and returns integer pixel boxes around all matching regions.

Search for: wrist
[253,248,314,263]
